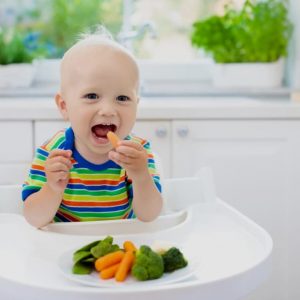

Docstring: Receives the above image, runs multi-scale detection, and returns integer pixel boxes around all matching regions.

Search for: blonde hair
[75,25,134,56]
[76,25,114,46]
[64,25,137,65]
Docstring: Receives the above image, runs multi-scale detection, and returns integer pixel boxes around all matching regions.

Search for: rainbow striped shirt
[22,127,161,222]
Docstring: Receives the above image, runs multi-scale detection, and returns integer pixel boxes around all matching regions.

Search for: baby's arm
[108,140,163,222]
[23,149,73,228]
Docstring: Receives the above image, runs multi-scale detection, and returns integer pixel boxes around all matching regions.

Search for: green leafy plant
[37,0,123,58]
[191,0,293,63]
[0,27,34,65]
[1,0,123,60]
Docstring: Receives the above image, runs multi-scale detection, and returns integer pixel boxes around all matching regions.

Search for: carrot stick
[95,250,124,272]
[115,250,135,282]
[123,241,137,252]
[107,131,120,148]
[100,263,120,280]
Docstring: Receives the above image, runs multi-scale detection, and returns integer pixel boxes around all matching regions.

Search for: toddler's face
[56,44,139,163]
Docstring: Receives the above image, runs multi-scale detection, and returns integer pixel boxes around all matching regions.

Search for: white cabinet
[0,121,33,184]
[34,121,69,148]
[0,121,32,162]
[133,120,171,178]
[173,120,300,300]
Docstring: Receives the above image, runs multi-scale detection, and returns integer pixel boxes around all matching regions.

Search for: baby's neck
[74,141,109,165]
[83,153,109,165]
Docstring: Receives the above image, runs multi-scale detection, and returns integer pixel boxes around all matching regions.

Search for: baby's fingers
[118,140,143,151]
[56,170,69,180]
[48,149,72,159]
[47,155,73,169]
[48,162,71,172]
[115,146,140,158]
[108,151,129,167]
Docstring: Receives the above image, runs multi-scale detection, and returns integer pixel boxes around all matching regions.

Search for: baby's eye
[84,93,99,100]
[116,95,130,102]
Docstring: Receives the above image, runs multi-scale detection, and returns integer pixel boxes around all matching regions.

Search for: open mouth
[91,123,117,140]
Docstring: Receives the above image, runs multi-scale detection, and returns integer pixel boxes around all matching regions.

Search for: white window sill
[0,58,292,99]
[0,81,291,100]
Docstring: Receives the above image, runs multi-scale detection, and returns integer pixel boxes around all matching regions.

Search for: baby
[22,32,163,228]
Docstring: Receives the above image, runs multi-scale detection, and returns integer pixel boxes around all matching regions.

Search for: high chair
[0,184,23,214]
[0,168,273,300]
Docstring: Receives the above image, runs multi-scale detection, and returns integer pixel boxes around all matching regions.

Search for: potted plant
[191,0,293,88]
[0,27,37,88]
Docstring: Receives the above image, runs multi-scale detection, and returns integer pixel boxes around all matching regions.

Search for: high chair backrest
[162,167,217,212]
[0,185,23,214]
[0,168,216,215]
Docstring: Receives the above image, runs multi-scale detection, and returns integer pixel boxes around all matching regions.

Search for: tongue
[93,125,112,138]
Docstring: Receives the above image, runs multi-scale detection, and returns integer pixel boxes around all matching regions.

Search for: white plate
[57,248,198,288]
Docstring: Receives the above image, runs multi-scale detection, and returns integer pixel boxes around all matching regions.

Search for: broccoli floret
[90,236,120,258]
[132,245,164,281]
[161,247,188,272]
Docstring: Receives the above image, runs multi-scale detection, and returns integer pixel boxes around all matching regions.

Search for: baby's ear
[55,93,69,121]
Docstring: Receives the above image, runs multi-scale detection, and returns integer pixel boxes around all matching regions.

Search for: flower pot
[33,58,61,84]
[212,59,284,88]
[0,63,36,88]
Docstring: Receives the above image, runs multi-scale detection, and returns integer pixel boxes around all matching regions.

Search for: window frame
[122,0,300,90]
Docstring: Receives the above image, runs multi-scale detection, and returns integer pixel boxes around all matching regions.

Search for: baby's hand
[44,149,73,193]
[108,140,148,181]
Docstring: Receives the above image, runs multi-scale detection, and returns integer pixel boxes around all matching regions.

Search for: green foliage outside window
[0,27,34,64]
[191,0,293,63]
[0,0,123,63]
[12,0,123,59]
[37,0,123,58]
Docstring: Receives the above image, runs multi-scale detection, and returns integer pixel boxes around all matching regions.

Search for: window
[0,0,123,58]
[124,0,245,61]
[0,0,245,60]
[0,0,298,90]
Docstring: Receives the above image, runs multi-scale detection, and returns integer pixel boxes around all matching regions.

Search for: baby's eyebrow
[81,87,101,94]
[83,85,100,90]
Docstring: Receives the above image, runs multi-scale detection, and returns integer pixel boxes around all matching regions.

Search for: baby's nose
[97,100,116,116]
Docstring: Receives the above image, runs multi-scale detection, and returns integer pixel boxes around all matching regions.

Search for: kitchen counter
[1,96,300,120]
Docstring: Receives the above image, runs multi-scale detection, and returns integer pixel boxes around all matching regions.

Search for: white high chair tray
[0,199,272,300]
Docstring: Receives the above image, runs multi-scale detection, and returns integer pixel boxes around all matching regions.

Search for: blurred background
[0,0,246,60]
[0,0,298,92]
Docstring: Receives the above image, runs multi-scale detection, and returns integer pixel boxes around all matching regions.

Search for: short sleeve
[22,147,49,201]
[143,141,162,193]
[22,129,68,201]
